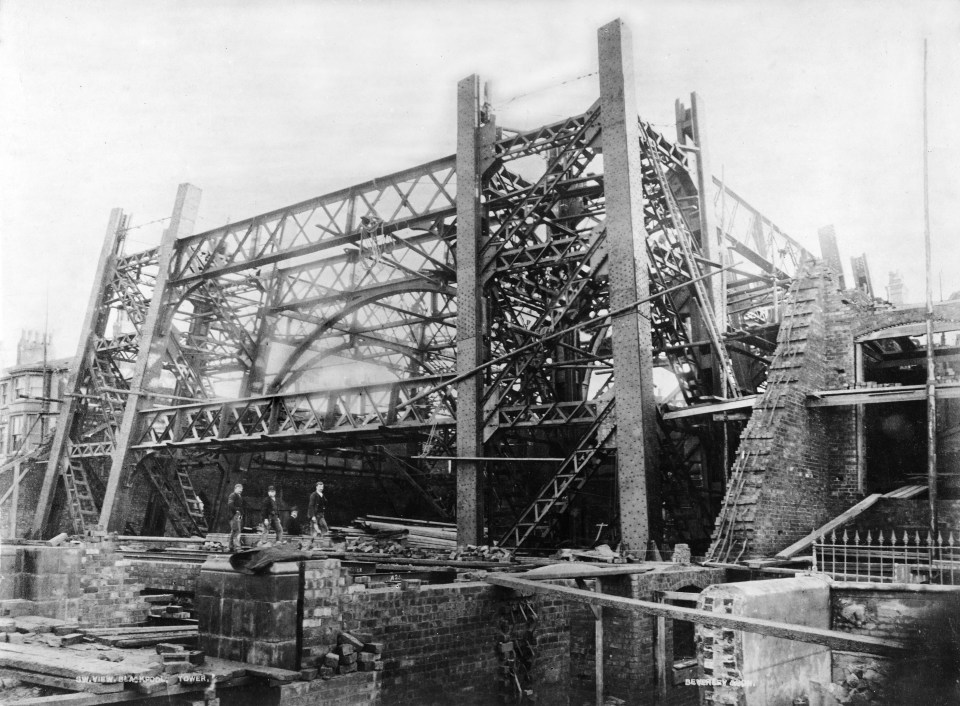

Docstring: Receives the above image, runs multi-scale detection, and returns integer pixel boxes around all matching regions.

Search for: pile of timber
[144,592,194,621]
[353,515,457,551]
[79,623,198,649]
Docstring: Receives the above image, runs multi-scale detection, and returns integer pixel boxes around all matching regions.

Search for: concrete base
[698,576,831,706]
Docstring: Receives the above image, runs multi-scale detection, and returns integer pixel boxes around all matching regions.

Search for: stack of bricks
[316,633,384,679]
[196,556,299,669]
[0,542,149,627]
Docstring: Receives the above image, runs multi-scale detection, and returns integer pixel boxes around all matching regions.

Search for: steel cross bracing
[488,102,742,549]
[36,78,809,542]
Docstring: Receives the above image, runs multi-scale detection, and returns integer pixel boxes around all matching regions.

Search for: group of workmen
[225,480,329,553]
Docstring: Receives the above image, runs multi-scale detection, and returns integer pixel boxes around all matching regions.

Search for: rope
[495,71,598,109]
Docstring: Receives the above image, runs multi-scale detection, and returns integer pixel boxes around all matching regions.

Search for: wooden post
[595,579,604,706]
[656,615,669,701]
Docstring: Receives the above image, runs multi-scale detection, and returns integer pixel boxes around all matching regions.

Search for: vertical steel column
[98,184,201,532]
[598,19,658,555]
[455,75,484,545]
[33,209,126,536]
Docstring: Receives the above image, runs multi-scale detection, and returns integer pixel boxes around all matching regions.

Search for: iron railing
[812,529,960,585]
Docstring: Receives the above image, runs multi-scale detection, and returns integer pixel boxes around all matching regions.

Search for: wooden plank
[0,643,154,679]
[1,668,125,694]
[775,494,882,559]
[662,395,757,420]
[520,562,655,580]
[108,634,197,648]
[655,616,668,702]
[595,583,603,706]
[11,693,101,706]
[485,573,907,656]
[882,485,926,499]
[807,384,960,408]
[82,625,198,636]
[661,591,699,603]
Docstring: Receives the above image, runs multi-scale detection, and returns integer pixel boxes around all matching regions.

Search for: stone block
[363,642,383,655]
[334,643,355,657]
[338,662,357,674]
[337,631,364,650]
[323,653,340,668]
[299,668,317,681]
[164,661,192,674]
[319,666,335,680]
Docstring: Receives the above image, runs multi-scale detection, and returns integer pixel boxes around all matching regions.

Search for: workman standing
[227,483,244,552]
[307,481,329,548]
[260,485,283,545]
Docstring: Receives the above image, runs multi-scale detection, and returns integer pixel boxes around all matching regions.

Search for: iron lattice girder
[132,375,457,450]
[169,156,458,285]
[712,178,813,278]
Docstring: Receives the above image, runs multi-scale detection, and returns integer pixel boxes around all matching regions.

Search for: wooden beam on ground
[486,573,907,656]
[775,494,882,559]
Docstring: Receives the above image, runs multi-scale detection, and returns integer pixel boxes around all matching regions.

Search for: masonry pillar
[598,20,659,554]
[99,184,202,531]
[34,209,127,536]
[455,75,485,545]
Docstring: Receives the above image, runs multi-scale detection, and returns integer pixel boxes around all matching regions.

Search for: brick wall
[334,581,571,706]
[709,267,874,560]
[0,457,46,539]
[125,558,203,594]
[277,672,380,706]
[0,541,149,626]
[593,567,725,706]
[829,586,960,704]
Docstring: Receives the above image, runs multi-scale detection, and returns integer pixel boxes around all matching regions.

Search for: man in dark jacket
[259,485,283,546]
[307,481,329,548]
[284,509,302,537]
[227,483,244,552]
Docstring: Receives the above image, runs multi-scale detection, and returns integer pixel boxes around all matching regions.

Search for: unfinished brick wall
[125,558,202,594]
[586,567,725,706]
[0,541,149,626]
[709,267,869,560]
[333,582,572,706]
[276,672,380,706]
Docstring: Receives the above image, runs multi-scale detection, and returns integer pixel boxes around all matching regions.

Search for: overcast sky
[1,0,958,367]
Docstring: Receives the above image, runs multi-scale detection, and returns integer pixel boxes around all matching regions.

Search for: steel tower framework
[33,19,813,552]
